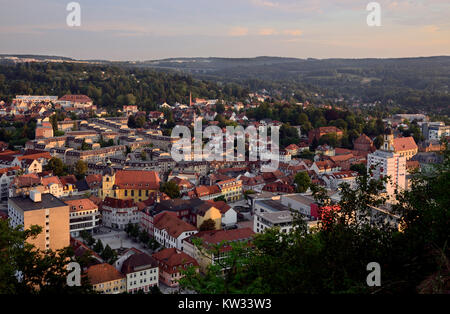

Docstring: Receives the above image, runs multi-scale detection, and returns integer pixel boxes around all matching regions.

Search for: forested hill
[0,62,249,111]
[133,56,450,114]
[1,55,449,114]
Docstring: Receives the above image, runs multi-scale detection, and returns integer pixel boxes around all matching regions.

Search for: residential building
[121,252,159,294]
[101,197,140,230]
[254,210,294,234]
[368,130,406,202]
[152,248,199,288]
[153,212,198,250]
[86,263,126,294]
[8,191,70,251]
[64,198,100,237]
[217,178,243,202]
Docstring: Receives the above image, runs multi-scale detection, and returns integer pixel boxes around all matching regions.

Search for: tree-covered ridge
[0,62,249,111]
[137,56,450,114]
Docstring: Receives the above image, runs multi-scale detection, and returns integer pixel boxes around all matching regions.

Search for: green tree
[350,163,367,176]
[294,171,311,193]
[160,181,181,199]
[101,245,116,264]
[93,239,104,254]
[45,157,66,176]
[0,220,94,294]
[74,160,88,180]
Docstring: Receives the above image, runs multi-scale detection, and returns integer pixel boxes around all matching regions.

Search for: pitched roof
[40,176,62,187]
[393,137,418,152]
[102,197,136,209]
[65,198,98,212]
[114,170,160,190]
[152,248,198,273]
[86,263,125,285]
[153,212,197,238]
[59,94,92,103]
[121,253,158,275]
[354,134,373,145]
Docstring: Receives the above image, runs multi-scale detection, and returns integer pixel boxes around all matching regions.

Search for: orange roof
[393,137,418,152]
[41,176,62,187]
[59,94,92,103]
[65,198,98,212]
[0,166,20,175]
[114,170,160,190]
[86,263,125,285]
[153,212,197,238]
[152,248,198,273]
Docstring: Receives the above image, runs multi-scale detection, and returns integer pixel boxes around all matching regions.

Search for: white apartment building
[153,212,198,250]
[101,198,140,230]
[64,198,100,237]
[121,252,159,294]
[367,150,406,202]
[253,210,294,234]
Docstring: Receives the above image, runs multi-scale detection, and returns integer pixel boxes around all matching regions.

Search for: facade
[64,198,100,237]
[121,252,159,294]
[308,126,343,144]
[8,192,70,251]
[153,212,198,250]
[86,263,126,294]
[152,248,199,287]
[100,168,160,202]
[153,199,222,231]
[367,149,406,202]
[0,166,20,204]
[254,210,294,234]
[216,178,243,202]
[101,197,140,230]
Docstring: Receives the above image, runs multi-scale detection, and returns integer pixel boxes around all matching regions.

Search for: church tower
[383,127,394,151]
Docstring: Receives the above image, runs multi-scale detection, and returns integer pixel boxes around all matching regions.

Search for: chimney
[30,190,42,203]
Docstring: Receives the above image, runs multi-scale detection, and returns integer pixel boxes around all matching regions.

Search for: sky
[0,0,449,61]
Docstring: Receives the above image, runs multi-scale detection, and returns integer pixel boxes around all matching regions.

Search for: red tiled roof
[59,94,92,103]
[152,248,198,274]
[65,198,98,212]
[153,212,197,238]
[393,137,418,152]
[114,170,160,190]
[102,197,136,209]
[86,263,125,285]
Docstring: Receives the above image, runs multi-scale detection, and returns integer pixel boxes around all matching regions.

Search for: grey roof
[258,210,293,224]
[256,199,290,212]
[9,193,68,211]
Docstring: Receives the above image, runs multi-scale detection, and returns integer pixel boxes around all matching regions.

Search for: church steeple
[383,127,394,151]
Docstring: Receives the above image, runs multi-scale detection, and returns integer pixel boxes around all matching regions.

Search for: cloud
[422,25,440,33]
[250,0,279,8]
[228,26,249,37]
[259,28,278,36]
[283,29,303,37]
